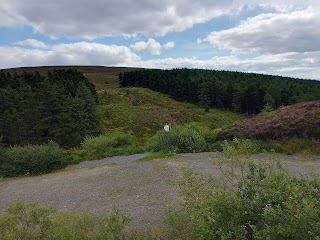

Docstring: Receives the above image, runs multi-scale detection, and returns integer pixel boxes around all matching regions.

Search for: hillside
[2,66,243,145]
[120,68,320,114]
[98,87,242,144]
[4,66,319,154]
[217,101,320,140]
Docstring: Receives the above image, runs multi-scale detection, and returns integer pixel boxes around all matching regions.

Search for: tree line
[0,69,100,148]
[119,68,320,114]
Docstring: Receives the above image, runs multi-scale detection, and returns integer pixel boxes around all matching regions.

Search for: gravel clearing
[66,153,149,169]
[1,152,319,231]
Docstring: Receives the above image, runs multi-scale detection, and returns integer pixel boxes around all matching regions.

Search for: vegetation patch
[218,101,320,141]
[163,139,320,240]
[98,87,242,144]
[0,142,70,177]
[71,132,145,162]
[148,124,208,153]
[0,200,144,240]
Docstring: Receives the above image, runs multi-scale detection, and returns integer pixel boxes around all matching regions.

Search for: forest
[0,69,100,148]
[119,68,320,114]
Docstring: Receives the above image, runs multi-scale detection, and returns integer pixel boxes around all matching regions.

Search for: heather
[218,101,320,140]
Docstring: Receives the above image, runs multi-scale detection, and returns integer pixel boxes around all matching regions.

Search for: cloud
[15,39,49,49]
[130,38,162,55]
[1,1,319,40]
[0,42,140,68]
[204,7,320,54]
[0,0,235,38]
[163,42,175,50]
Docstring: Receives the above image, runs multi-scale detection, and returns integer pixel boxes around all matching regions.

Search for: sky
[0,0,319,79]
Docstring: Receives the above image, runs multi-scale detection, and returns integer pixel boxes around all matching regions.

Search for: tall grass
[148,124,207,153]
[0,142,70,177]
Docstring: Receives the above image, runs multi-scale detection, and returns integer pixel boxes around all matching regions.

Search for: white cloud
[205,7,320,54]
[163,42,175,50]
[0,42,140,68]
[130,38,162,55]
[15,39,48,49]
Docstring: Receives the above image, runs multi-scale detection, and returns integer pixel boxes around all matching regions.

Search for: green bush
[0,142,70,177]
[72,132,145,162]
[220,138,260,156]
[165,141,320,240]
[0,200,144,240]
[148,124,207,153]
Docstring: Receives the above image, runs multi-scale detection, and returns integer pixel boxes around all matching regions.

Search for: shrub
[148,124,207,153]
[0,142,70,177]
[164,141,320,239]
[0,200,144,240]
[82,132,133,150]
[71,132,145,162]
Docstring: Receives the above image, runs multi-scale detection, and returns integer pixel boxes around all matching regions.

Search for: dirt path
[1,152,319,231]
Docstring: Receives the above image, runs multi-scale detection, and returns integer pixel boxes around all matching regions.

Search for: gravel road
[1,152,319,231]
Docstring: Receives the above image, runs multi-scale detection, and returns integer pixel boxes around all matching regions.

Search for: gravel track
[1,152,319,231]
[66,153,149,169]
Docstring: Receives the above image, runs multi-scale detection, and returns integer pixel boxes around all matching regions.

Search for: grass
[98,87,243,145]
